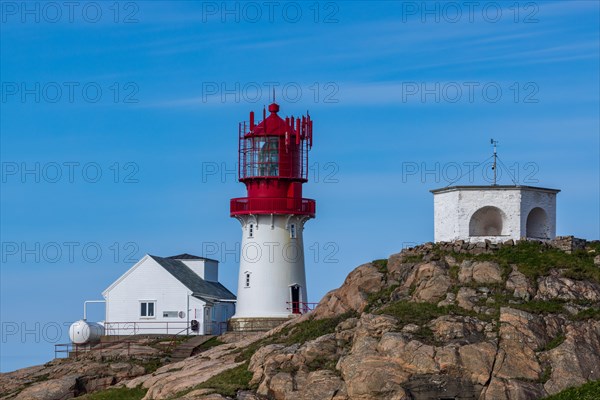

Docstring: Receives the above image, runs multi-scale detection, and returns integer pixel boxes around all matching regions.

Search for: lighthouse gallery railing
[230,197,315,216]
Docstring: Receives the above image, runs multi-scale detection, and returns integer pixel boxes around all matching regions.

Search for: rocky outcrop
[313,263,385,319]
[541,320,600,395]
[428,315,488,343]
[0,352,149,400]
[3,239,600,400]
[13,375,79,400]
[246,239,600,400]
[403,262,452,303]
[247,330,350,400]
[506,266,535,300]
[250,312,497,399]
[249,308,600,400]
[126,333,265,400]
[459,260,503,284]
[535,273,600,302]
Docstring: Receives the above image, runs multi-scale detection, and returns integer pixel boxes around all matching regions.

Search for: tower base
[228,316,298,332]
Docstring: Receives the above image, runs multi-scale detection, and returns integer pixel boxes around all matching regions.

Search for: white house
[431,185,560,243]
[102,253,236,336]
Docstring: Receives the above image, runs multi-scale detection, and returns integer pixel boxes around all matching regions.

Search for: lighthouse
[229,101,315,330]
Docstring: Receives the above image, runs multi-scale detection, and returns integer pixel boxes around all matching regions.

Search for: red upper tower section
[230,102,315,217]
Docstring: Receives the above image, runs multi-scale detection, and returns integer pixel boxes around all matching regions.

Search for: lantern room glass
[244,137,279,177]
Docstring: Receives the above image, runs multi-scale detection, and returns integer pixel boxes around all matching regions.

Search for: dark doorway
[526,207,549,239]
[291,285,300,314]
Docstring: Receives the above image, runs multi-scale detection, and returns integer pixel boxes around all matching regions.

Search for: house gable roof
[167,253,219,262]
[149,255,236,301]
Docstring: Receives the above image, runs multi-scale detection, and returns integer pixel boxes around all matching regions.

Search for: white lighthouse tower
[229,101,315,330]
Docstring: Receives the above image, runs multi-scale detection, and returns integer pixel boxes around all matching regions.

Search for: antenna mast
[491,138,498,186]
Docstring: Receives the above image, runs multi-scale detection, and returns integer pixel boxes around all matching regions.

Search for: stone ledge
[228,317,294,332]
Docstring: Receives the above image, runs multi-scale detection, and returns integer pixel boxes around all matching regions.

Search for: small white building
[102,253,235,336]
[431,185,560,243]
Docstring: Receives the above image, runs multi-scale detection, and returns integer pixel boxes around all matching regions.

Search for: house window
[140,301,155,317]
[248,224,254,238]
[245,273,251,287]
[290,223,297,239]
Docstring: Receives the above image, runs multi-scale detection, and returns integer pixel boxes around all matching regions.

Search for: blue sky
[1,1,598,372]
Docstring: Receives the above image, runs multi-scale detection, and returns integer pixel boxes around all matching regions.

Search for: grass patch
[469,242,600,284]
[542,335,566,352]
[372,259,388,273]
[449,264,459,280]
[235,311,357,363]
[306,356,338,372]
[542,380,600,400]
[563,266,600,283]
[475,291,584,319]
[234,339,268,363]
[278,311,358,346]
[587,242,600,253]
[365,284,399,312]
[428,241,599,285]
[403,254,425,263]
[513,300,565,315]
[539,366,552,384]
[408,284,417,296]
[413,326,435,342]
[572,307,600,321]
[377,300,474,326]
[196,337,224,352]
[487,291,516,305]
[194,362,253,397]
[31,374,49,383]
[133,358,163,374]
[499,262,513,281]
[77,386,147,400]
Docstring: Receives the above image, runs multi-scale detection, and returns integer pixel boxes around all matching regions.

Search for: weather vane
[491,138,499,186]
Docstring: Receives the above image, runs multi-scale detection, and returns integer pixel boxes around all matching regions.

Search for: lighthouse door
[291,285,300,314]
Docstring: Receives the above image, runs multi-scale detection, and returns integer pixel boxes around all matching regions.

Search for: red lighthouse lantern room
[230,102,316,217]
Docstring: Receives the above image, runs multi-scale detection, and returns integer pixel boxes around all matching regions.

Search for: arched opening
[526,207,549,239]
[469,206,505,236]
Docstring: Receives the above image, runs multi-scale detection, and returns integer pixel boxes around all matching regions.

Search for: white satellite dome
[69,320,104,345]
